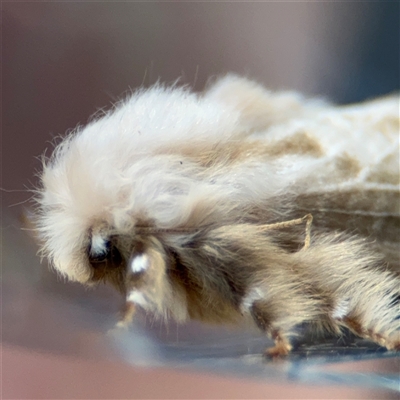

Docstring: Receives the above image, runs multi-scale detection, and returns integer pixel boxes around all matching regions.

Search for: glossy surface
[2,213,399,397]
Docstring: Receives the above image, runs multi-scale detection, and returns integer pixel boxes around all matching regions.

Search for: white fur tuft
[130,254,149,273]
[127,290,148,308]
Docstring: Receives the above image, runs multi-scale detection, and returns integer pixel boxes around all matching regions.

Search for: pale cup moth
[35,75,400,357]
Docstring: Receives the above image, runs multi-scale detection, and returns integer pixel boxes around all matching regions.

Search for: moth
[35,75,400,357]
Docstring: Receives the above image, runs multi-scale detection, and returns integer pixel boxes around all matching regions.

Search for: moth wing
[257,95,400,269]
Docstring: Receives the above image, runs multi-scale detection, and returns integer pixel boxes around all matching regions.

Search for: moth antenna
[254,213,313,249]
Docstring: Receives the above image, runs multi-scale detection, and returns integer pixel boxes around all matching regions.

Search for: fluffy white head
[36,80,250,282]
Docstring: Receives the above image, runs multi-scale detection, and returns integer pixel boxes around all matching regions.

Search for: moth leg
[258,214,313,250]
[115,301,136,329]
[386,335,400,351]
[266,330,293,358]
[337,315,400,350]
[250,301,293,358]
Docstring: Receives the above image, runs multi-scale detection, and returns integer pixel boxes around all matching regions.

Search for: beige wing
[206,76,400,269]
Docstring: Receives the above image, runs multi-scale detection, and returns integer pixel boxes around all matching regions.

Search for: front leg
[116,301,137,329]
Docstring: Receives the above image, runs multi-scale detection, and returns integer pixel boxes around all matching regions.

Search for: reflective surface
[2,212,399,397]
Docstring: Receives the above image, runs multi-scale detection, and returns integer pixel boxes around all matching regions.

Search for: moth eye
[89,240,111,263]
[88,239,122,268]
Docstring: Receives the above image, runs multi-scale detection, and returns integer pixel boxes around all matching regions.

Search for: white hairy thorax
[36,75,400,356]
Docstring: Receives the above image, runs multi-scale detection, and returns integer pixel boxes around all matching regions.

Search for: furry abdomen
[164,225,400,354]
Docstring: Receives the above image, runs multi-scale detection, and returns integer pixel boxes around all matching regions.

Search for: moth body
[36,75,400,356]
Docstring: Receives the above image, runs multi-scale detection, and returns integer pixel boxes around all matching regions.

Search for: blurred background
[2,2,399,399]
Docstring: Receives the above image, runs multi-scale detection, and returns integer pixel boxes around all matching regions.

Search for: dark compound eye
[87,237,125,290]
[88,239,123,268]
[89,240,111,263]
